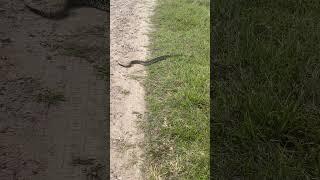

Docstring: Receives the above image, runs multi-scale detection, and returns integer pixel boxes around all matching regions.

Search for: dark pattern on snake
[118,54,182,68]
[24,0,108,19]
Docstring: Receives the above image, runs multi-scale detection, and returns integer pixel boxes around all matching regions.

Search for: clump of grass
[212,0,320,179]
[94,64,108,80]
[36,89,65,107]
[144,0,210,179]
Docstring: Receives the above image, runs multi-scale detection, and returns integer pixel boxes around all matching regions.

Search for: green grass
[212,0,320,179]
[144,0,210,179]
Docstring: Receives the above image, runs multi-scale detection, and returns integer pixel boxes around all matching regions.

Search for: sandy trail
[110,0,155,179]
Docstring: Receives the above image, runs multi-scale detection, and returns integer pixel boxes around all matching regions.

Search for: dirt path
[0,1,107,179]
[110,0,155,179]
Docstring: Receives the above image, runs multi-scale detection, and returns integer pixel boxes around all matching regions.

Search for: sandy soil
[0,1,107,179]
[110,0,155,179]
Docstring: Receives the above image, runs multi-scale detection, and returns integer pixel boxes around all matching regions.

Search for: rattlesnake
[23,0,108,19]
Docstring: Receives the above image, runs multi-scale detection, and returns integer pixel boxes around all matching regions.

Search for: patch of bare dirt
[0,1,108,179]
[110,0,156,179]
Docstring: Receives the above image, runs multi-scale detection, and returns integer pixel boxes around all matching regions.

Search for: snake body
[118,54,181,68]
[24,0,108,19]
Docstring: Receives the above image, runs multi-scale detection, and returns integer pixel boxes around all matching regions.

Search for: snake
[117,54,182,68]
[23,0,108,19]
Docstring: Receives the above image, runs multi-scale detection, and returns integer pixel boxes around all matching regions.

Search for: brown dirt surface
[0,0,108,179]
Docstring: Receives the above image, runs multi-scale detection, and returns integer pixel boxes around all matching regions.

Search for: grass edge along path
[143,0,210,179]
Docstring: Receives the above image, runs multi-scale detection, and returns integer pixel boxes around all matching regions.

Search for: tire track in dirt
[110,0,155,179]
